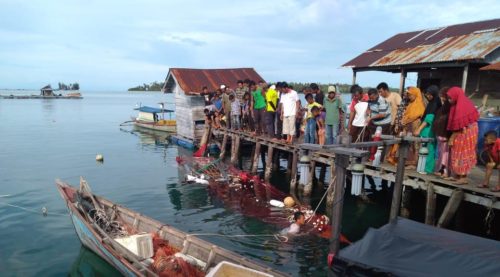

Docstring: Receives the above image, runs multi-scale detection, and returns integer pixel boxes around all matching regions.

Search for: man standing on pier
[234,80,247,102]
[251,81,266,136]
[311,83,324,105]
[377,82,401,133]
[280,83,300,144]
[366,88,392,136]
[265,84,278,138]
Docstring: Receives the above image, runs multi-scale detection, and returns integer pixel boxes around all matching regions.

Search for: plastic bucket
[477,117,500,154]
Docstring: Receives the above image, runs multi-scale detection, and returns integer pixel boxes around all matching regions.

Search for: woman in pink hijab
[446,87,479,184]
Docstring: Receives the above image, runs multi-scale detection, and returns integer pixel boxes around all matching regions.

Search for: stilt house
[343,18,500,105]
[162,68,265,143]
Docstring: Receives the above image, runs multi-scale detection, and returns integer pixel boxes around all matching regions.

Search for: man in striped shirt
[366,88,392,136]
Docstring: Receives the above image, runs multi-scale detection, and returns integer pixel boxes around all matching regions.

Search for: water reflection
[68,246,121,277]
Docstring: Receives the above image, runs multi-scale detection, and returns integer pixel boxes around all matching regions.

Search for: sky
[0,0,498,91]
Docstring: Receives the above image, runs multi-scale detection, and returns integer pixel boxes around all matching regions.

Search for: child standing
[312,106,325,145]
[229,94,241,130]
[241,93,251,131]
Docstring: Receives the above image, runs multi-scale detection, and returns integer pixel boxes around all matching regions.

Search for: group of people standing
[203,80,496,191]
[204,81,345,145]
[349,82,496,190]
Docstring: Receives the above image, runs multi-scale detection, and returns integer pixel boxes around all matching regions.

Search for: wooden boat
[133,106,176,133]
[56,178,288,277]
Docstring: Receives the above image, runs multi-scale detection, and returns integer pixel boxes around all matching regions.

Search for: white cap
[220,85,226,89]
[270,85,276,90]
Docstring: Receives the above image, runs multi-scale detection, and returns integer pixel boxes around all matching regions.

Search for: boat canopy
[336,217,500,276]
[135,106,174,113]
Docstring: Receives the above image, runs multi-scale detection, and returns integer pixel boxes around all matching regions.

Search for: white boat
[133,105,176,133]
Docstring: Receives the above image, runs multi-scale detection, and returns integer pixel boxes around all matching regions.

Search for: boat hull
[134,121,176,133]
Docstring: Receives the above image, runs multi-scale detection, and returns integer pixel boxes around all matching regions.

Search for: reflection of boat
[57,178,288,277]
[133,105,176,133]
[69,246,122,277]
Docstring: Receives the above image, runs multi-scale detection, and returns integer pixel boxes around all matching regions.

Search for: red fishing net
[178,157,350,244]
[151,233,204,277]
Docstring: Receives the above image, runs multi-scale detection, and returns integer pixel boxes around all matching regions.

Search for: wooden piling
[326,160,335,207]
[390,140,409,221]
[272,150,280,171]
[400,187,412,218]
[330,154,349,256]
[286,153,293,176]
[264,146,274,182]
[251,142,261,174]
[220,131,228,158]
[437,189,464,228]
[319,164,327,187]
[230,135,240,166]
[425,182,436,225]
[304,160,316,197]
[290,151,298,194]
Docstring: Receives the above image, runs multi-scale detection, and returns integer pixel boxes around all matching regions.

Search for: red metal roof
[343,18,500,70]
[167,68,265,94]
[480,62,500,71]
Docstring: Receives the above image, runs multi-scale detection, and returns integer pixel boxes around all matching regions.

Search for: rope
[0,201,67,216]
[306,175,337,223]
[187,233,289,242]
[354,126,367,143]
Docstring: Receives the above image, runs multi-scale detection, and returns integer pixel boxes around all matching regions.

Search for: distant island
[128,81,164,91]
[58,82,80,90]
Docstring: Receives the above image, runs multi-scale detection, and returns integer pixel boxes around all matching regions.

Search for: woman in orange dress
[446,87,479,185]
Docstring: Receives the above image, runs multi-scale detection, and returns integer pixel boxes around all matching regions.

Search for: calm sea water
[0,91,387,276]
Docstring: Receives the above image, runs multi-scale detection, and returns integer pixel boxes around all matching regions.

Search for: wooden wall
[173,81,206,141]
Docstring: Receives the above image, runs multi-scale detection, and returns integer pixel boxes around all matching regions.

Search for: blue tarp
[339,217,500,277]
[135,106,174,113]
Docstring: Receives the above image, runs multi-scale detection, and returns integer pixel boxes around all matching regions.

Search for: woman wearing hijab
[414,85,442,174]
[432,87,452,177]
[446,87,479,184]
[399,87,425,168]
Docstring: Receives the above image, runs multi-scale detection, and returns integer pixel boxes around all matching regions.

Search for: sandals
[477,184,489,189]
[454,179,469,185]
[491,186,500,192]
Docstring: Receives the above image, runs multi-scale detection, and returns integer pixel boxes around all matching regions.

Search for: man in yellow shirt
[265,84,278,137]
[304,93,322,144]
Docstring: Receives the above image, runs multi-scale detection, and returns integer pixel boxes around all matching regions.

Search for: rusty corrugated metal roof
[343,18,500,69]
[480,61,500,71]
[168,68,265,94]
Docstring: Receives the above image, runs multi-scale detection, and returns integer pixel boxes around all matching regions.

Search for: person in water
[283,211,306,235]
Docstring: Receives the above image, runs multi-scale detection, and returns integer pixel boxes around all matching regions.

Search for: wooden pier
[206,127,500,258]
[210,127,499,213]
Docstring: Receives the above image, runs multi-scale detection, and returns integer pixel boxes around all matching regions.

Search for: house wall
[417,65,500,108]
[173,81,206,141]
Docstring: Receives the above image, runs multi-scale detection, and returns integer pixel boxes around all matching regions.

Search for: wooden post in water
[329,153,349,256]
[304,160,316,196]
[251,142,261,174]
[326,160,335,207]
[264,145,274,182]
[230,135,240,166]
[425,182,436,225]
[272,150,280,171]
[390,140,409,221]
[437,189,464,228]
[220,131,228,158]
[319,164,327,187]
[286,153,293,176]
[400,186,412,218]
[290,151,298,194]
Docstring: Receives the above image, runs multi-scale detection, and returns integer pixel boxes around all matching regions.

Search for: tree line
[58,82,80,90]
[128,81,164,91]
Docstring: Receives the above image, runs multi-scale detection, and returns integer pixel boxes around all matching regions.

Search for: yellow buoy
[284,196,295,208]
[96,154,104,162]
